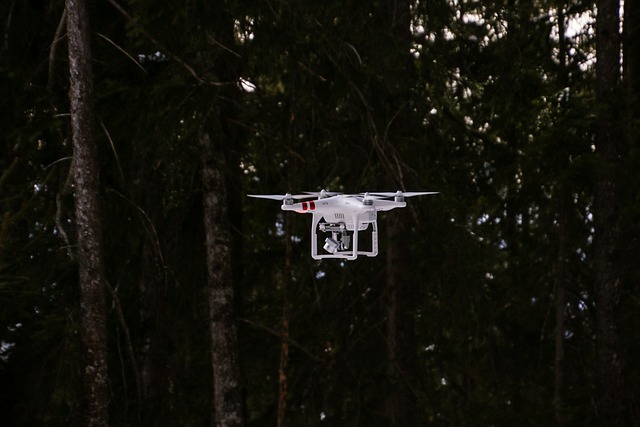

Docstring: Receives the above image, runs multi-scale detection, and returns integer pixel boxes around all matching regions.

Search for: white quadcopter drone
[248,189,438,260]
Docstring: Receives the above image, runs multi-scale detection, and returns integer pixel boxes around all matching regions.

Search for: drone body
[248,190,437,260]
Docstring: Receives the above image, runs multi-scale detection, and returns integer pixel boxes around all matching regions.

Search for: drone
[248,189,438,260]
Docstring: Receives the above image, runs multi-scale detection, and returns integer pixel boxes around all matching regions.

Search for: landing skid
[311,214,378,260]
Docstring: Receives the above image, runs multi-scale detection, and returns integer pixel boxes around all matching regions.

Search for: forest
[1,0,639,426]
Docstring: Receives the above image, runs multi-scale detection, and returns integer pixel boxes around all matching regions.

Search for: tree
[593,0,629,425]
[201,130,245,427]
[66,0,109,424]
[380,0,420,424]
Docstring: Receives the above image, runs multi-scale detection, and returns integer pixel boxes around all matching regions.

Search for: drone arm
[373,199,406,211]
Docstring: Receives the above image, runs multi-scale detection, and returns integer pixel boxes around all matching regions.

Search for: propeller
[370,191,439,198]
[304,189,342,198]
[357,192,385,198]
[247,193,316,201]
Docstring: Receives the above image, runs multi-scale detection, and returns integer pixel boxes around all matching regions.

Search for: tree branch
[105,0,234,87]
[47,6,67,94]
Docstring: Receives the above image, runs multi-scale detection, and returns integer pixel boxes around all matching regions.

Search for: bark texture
[595,0,626,424]
[384,0,418,424]
[66,0,109,425]
[200,132,245,427]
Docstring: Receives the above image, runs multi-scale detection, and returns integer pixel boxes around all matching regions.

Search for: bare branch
[106,188,166,274]
[3,0,15,52]
[105,0,235,87]
[47,6,67,93]
[98,117,125,183]
[104,278,143,425]
[96,33,147,74]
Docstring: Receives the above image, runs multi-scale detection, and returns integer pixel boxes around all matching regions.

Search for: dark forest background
[1,0,639,426]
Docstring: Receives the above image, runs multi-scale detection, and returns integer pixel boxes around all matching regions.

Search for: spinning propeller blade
[351,192,386,202]
[357,192,384,198]
[371,191,439,198]
[304,189,342,198]
[247,193,316,200]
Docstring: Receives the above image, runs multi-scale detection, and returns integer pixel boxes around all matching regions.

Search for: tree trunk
[553,191,567,427]
[386,209,417,425]
[200,132,245,427]
[383,1,418,424]
[554,10,568,425]
[625,0,640,102]
[595,0,626,424]
[277,218,292,427]
[66,0,109,425]
[623,1,640,421]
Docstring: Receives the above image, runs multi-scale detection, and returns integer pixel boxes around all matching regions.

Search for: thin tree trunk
[625,0,640,99]
[386,209,417,426]
[384,1,418,424]
[66,0,109,425]
[554,9,568,425]
[595,0,626,424]
[622,1,640,421]
[277,218,292,427]
[200,132,245,427]
[553,191,567,427]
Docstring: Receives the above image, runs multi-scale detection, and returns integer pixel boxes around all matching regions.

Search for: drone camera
[323,237,340,254]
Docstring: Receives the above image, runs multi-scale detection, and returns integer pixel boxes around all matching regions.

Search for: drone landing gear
[311,214,378,260]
